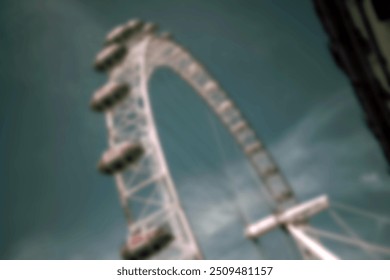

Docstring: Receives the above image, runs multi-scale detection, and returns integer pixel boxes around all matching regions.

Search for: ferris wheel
[90,19,390,260]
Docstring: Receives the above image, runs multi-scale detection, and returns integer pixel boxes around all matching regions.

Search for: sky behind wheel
[0,0,389,259]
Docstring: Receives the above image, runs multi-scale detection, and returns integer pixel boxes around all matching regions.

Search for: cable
[207,109,268,259]
[305,226,390,256]
[331,201,390,224]
[328,209,377,259]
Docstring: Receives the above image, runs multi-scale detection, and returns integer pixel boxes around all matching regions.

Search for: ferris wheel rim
[93,22,303,260]
[91,19,390,261]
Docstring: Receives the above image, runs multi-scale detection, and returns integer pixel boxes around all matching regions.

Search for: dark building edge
[313,0,390,166]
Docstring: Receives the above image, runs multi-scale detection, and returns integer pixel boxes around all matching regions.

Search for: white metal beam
[287,224,339,260]
[246,195,329,239]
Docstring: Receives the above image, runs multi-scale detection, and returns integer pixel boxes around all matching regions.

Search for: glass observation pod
[94,44,127,72]
[121,225,174,260]
[90,82,130,112]
[98,142,144,175]
[105,19,144,45]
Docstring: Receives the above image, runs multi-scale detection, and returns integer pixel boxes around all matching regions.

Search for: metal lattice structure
[91,19,390,260]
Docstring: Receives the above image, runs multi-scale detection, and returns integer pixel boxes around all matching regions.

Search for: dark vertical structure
[313,0,390,165]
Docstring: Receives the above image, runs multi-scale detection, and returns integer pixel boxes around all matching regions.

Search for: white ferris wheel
[90,19,390,260]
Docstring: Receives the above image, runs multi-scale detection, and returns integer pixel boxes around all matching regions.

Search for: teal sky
[1,0,390,259]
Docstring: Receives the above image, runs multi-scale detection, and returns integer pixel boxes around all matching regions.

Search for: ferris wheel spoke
[331,201,390,224]
[91,19,378,260]
[304,226,390,256]
[327,209,378,259]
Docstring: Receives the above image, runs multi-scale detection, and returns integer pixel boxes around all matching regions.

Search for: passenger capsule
[94,44,127,72]
[127,18,144,30]
[98,142,144,175]
[105,19,143,45]
[90,82,130,112]
[142,22,159,34]
[121,226,173,260]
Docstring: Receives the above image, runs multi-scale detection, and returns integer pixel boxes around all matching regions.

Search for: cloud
[170,89,390,258]
[178,161,270,238]
[360,172,381,185]
[8,90,390,260]
[271,90,390,199]
[267,91,390,258]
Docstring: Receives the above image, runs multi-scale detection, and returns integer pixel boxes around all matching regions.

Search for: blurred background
[0,0,389,259]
